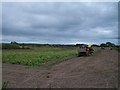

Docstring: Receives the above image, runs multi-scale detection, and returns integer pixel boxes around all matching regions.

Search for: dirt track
[2,49,118,88]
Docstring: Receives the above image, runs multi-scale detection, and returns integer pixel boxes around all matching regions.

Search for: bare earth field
[2,49,118,88]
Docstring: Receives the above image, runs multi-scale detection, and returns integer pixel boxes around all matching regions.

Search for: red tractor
[78,44,94,57]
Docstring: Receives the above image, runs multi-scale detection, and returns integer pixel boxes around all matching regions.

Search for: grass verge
[2,47,77,66]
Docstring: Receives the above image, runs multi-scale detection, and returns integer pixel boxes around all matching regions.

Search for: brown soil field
[2,48,118,88]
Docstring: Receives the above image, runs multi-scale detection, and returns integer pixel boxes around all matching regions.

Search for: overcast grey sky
[2,2,118,45]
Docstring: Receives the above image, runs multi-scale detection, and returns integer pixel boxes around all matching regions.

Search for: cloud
[2,2,118,44]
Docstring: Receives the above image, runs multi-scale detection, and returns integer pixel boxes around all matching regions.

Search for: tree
[106,42,115,47]
[11,41,18,45]
[100,43,107,47]
[92,44,99,47]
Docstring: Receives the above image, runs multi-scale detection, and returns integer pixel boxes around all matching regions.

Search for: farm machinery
[77,44,94,57]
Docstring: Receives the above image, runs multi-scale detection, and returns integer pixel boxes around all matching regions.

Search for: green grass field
[2,46,78,66]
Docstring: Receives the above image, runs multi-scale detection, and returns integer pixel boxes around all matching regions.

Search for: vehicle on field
[78,44,94,57]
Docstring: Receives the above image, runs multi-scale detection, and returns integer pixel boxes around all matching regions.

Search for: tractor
[77,44,94,57]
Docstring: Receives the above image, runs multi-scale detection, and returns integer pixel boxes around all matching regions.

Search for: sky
[2,2,118,45]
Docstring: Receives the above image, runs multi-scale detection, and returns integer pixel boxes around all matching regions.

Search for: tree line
[2,41,119,49]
